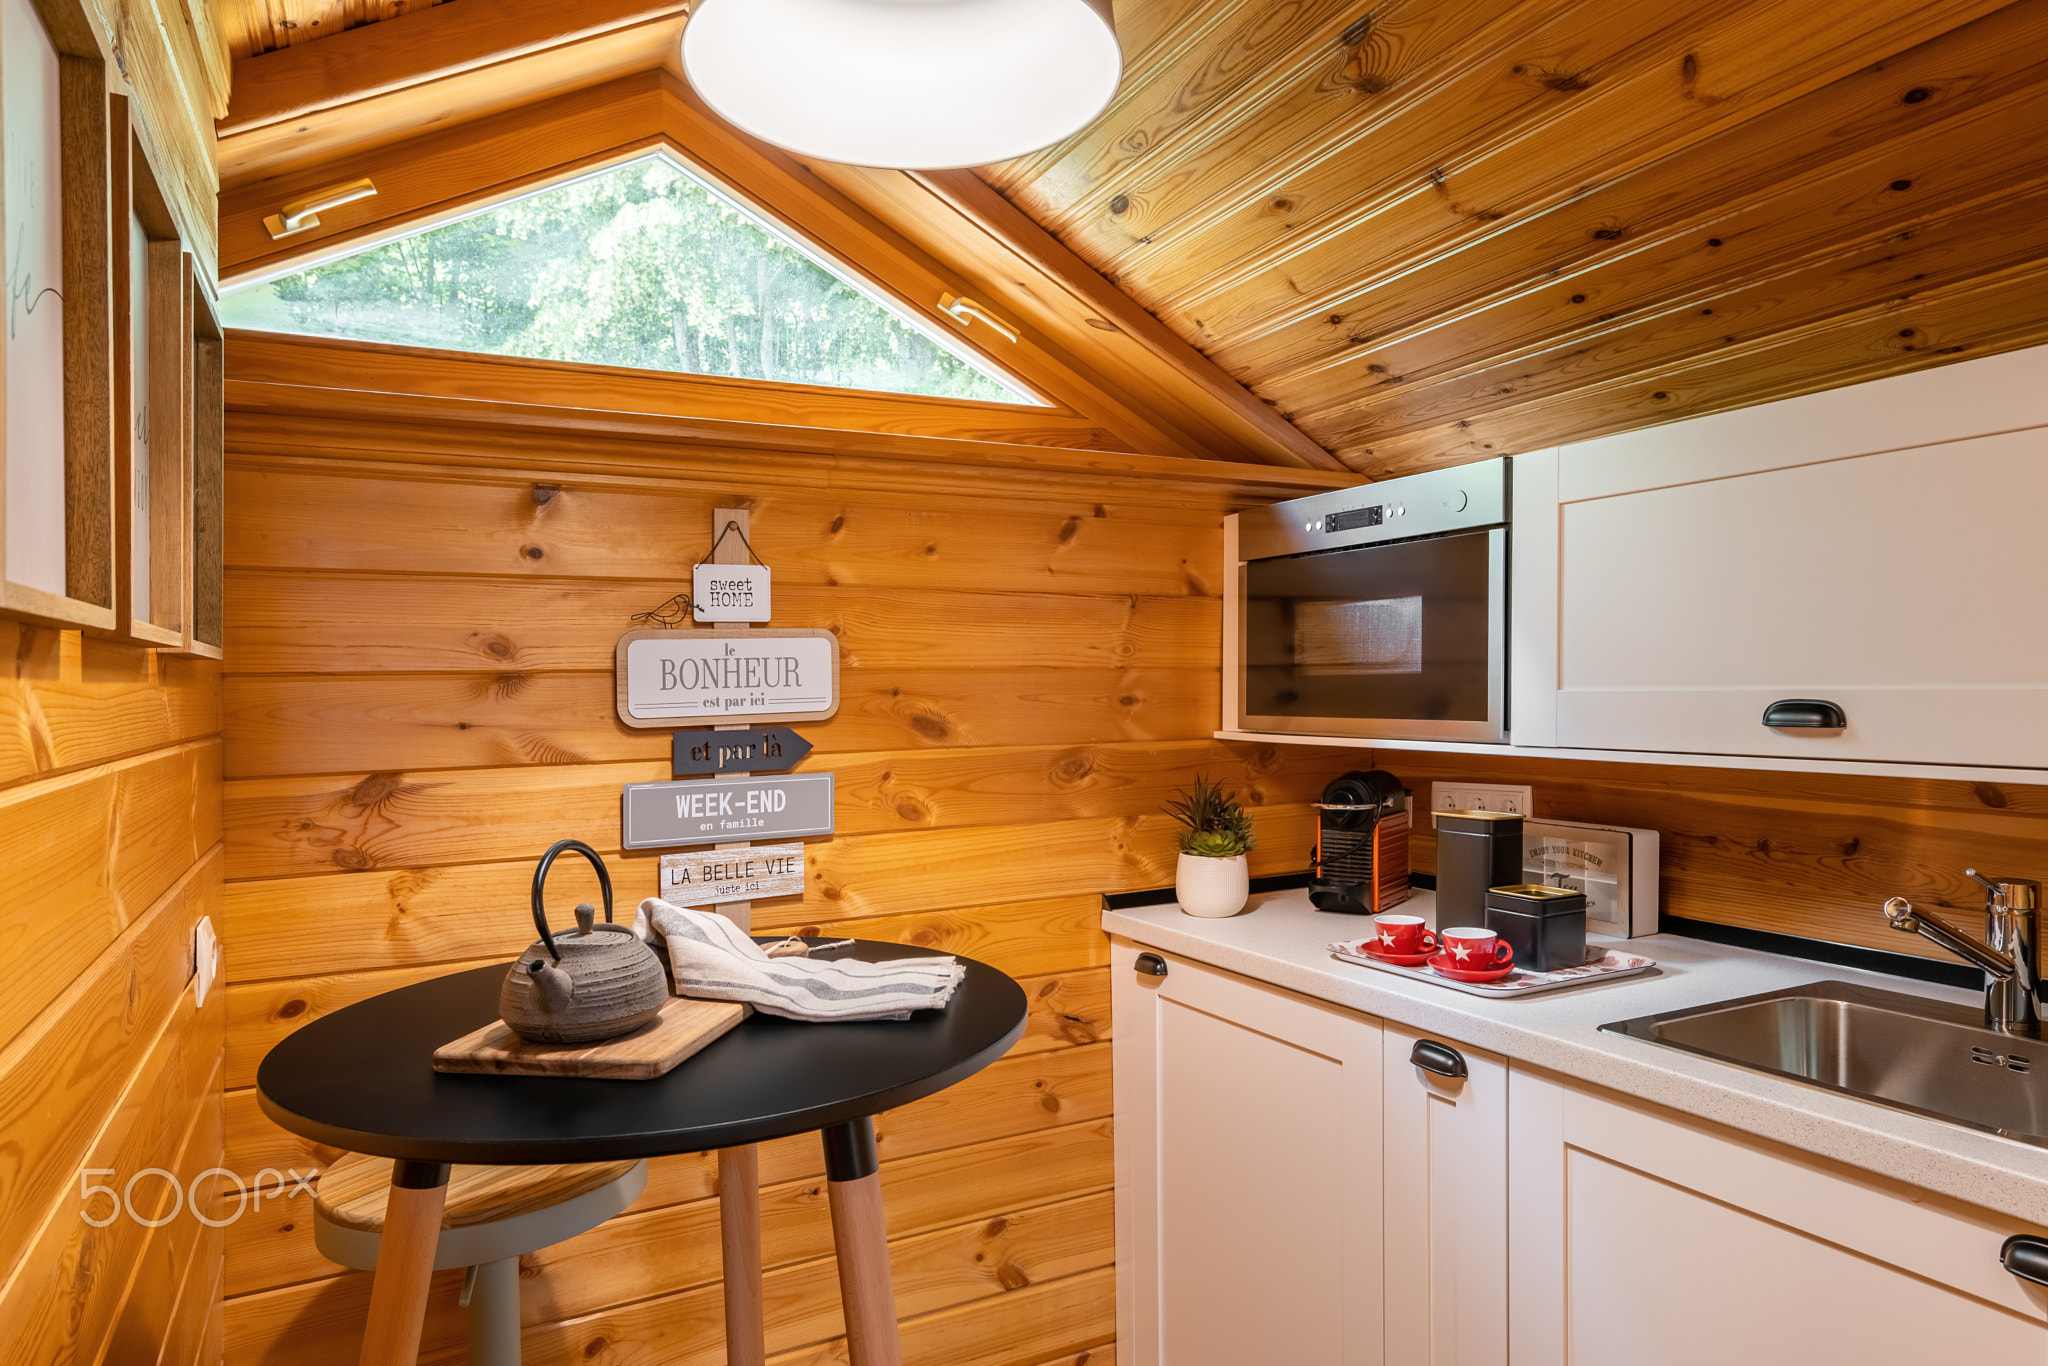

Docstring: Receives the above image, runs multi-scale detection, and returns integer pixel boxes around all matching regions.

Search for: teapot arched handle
[531,838,615,962]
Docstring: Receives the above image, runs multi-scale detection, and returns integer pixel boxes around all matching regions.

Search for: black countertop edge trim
[1658,915,1982,991]
[1104,870,1434,913]
[1104,871,1315,911]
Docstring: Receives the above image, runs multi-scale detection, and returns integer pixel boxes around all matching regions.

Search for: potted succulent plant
[1165,775,1257,917]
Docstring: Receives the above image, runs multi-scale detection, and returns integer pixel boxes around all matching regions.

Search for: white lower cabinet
[1507,1067,2048,1366]
[1382,1025,1508,1366]
[1115,942,2048,1365]
[1113,941,1384,1366]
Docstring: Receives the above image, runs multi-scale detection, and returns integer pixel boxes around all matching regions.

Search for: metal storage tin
[1432,809,1525,928]
[1484,883,1588,973]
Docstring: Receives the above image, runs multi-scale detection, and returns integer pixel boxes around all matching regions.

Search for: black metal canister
[1432,809,1524,928]
[1485,883,1589,972]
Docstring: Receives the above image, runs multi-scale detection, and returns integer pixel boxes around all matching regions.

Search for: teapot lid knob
[574,902,596,936]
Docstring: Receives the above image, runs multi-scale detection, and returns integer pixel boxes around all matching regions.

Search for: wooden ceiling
[212,0,2048,477]
[978,0,2048,476]
[216,0,451,59]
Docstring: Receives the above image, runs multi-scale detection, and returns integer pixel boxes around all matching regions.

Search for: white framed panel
[0,0,114,630]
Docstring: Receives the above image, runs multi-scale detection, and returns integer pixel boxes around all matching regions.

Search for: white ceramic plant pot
[1176,852,1250,918]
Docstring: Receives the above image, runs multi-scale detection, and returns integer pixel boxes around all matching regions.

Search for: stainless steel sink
[1604,980,2048,1148]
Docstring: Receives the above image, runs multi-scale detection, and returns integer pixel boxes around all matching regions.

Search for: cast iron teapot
[499,839,670,1044]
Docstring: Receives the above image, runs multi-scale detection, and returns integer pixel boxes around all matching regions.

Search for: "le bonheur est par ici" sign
[615,628,840,729]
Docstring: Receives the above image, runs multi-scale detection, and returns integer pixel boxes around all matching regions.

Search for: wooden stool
[313,1153,647,1366]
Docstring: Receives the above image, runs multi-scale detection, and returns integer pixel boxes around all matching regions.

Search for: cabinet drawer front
[1146,949,1355,1058]
[1546,1074,2048,1322]
[1554,428,2048,766]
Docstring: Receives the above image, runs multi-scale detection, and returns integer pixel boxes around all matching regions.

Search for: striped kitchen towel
[630,898,965,1022]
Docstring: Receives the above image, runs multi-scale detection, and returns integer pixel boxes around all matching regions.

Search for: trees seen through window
[220,154,1037,405]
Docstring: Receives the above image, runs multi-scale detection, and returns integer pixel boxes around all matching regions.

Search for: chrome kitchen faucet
[1884,870,2042,1038]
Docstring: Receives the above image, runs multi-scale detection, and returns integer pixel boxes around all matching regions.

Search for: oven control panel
[1239,457,1508,561]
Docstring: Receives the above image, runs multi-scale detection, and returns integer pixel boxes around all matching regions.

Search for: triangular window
[220,152,1042,405]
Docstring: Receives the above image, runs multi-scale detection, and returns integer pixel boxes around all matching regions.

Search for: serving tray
[1329,940,1657,998]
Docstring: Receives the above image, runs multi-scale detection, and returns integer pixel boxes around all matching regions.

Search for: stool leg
[359,1160,450,1366]
[822,1119,900,1366]
[465,1258,522,1366]
[718,1145,766,1366]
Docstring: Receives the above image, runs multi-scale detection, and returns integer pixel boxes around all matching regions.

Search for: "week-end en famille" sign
[621,772,836,850]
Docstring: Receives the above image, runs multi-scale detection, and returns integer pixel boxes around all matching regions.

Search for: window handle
[265,178,378,240]
[938,293,1020,342]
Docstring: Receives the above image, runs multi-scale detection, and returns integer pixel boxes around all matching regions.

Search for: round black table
[259,942,1026,1366]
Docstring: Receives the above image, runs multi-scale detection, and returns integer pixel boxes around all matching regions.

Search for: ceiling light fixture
[681,0,1121,170]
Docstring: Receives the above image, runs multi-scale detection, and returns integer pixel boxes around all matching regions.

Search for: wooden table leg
[359,1159,450,1366]
[719,1144,766,1366]
[823,1118,901,1366]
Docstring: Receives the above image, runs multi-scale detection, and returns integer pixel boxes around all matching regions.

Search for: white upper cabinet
[1515,344,2048,769]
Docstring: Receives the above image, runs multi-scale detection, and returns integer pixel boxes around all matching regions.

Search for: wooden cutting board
[433,995,749,1080]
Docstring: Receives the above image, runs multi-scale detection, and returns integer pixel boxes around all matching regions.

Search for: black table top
[256,942,1028,1165]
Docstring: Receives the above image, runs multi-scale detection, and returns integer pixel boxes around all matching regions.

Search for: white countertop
[1104,888,2048,1225]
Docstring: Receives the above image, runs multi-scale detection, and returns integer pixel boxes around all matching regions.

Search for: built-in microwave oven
[1225,458,1510,743]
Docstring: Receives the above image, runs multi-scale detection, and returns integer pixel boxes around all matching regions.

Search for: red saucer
[1361,945,1434,967]
[1428,951,1515,983]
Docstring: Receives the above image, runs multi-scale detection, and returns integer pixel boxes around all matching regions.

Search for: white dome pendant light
[681,0,1122,170]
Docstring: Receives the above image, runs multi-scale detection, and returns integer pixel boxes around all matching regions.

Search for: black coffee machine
[1309,769,1412,915]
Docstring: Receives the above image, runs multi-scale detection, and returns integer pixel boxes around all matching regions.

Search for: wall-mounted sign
[622,772,835,850]
[673,726,813,776]
[692,564,771,622]
[615,628,839,729]
[660,842,805,903]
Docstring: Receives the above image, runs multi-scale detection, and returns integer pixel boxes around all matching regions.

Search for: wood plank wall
[0,625,225,1366]
[214,406,1357,1366]
[1384,750,2048,968]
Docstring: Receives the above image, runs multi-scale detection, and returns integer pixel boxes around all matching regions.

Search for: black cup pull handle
[1411,1039,1468,1079]
[1134,953,1169,978]
[530,839,615,962]
[2001,1234,2048,1287]
[1762,698,1847,729]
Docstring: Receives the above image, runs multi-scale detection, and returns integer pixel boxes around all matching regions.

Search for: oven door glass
[1240,527,1503,740]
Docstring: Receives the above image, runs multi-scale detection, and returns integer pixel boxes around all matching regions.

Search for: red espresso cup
[1370,914,1438,957]
[1439,926,1514,971]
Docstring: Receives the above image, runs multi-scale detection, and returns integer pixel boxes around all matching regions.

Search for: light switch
[193,915,220,1007]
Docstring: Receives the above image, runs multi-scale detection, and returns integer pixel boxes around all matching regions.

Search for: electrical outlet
[1430,782,1534,816]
